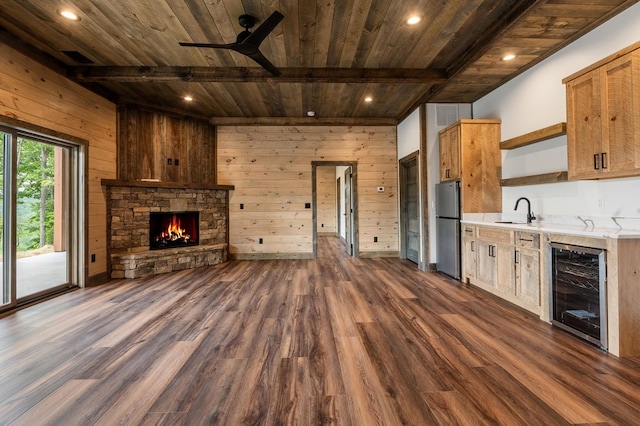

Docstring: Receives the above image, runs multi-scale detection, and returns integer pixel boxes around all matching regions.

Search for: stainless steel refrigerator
[436,181,461,279]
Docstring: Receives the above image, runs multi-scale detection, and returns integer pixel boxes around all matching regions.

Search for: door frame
[0,116,88,311]
[311,161,358,258]
[399,151,420,263]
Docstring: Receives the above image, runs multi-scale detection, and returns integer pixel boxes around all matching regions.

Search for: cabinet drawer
[515,231,540,249]
[477,226,513,244]
[462,225,476,237]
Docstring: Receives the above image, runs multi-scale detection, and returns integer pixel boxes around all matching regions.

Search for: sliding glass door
[1,131,8,308]
[0,125,83,310]
[16,138,70,298]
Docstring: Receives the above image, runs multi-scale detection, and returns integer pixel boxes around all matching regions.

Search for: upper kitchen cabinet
[439,124,461,181]
[438,119,502,213]
[564,43,640,180]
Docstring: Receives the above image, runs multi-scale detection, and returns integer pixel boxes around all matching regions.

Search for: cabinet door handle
[446,169,450,179]
[601,152,607,169]
[594,154,600,170]
[471,241,475,252]
[514,250,520,264]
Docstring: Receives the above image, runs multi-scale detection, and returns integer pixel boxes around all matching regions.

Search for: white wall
[397,108,421,159]
[474,2,640,219]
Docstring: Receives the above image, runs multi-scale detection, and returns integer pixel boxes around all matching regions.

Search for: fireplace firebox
[149,212,199,250]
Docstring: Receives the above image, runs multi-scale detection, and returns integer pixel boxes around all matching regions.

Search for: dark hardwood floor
[2,236,640,425]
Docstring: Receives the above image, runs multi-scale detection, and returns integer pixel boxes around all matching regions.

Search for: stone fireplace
[102,180,234,278]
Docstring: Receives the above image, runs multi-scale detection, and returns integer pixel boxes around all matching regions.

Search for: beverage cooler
[549,243,607,350]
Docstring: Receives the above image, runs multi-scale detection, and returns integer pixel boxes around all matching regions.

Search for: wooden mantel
[101,179,234,191]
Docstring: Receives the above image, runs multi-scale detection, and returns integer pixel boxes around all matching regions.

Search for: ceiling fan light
[58,9,80,21]
[364,96,373,103]
[183,95,194,102]
[407,16,422,25]
[502,53,516,61]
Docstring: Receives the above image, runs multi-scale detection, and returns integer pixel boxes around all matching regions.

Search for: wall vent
[436,104,459,127]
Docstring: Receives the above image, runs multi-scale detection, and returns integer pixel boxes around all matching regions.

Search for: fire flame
[159,214,190,242]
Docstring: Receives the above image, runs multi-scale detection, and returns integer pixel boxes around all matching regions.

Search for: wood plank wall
[217,126,398,258]
[117,106,216,185]
[317,166,337,235]
[0,42,116,281]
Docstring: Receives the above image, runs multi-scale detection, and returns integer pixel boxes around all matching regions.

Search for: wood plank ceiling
[0,0,637,125]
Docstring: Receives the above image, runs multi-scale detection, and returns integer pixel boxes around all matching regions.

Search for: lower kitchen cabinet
[515,247,540,308]
[462,224,541,315]
[462,225,477,280]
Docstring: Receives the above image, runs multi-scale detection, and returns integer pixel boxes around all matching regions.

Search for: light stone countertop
[461,213,640,239]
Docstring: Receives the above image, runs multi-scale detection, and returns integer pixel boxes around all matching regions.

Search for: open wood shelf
[500,171,568,187]
[500,123,566,150]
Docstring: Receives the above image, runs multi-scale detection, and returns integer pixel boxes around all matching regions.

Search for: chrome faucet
[514,197,536,224]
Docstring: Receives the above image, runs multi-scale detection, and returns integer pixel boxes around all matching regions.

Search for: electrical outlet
[240,203,244,209]
[321,223,324,227]
[167,158,172,165]
[259,238,263,244]
[174,158,179,166]
[91,253,96,263]
[305,203,311,209]
[374,237,378,243]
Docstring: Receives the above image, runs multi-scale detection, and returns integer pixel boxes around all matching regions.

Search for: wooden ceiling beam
[67,66,448,84]
[209,116,398,126]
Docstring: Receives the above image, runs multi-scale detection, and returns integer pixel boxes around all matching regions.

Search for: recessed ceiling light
[502,53,516,61]
[58,9,80,21]
[183,95,194,102]
[364,96,373,103]
[407,16,422,25]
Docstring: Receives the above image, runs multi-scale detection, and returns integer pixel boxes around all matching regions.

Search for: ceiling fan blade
[179,42,233,49]
[247,50,281,76]
[243,11,284,47]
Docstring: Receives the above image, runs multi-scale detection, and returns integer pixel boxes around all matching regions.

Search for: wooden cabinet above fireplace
[117,105,217,185]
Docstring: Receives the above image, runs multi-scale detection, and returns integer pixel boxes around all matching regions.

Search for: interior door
[403,157,420,264]
[344,167,352,256]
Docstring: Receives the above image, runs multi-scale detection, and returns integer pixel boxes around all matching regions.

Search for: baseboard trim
[87,272,110,287]
[358,251,399,258]
[231,252,315,260]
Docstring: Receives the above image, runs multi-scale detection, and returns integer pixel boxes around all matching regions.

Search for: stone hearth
[102,180,234,278]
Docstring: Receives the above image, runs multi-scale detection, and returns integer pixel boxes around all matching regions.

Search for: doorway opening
[312,161,358,259]
[1,122,86,311]
[400,152,420,264]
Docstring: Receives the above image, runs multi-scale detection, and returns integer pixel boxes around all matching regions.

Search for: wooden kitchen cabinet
[515,248,540,308]
[462,224,541,315]
[439,125,461,181]
[462,225,477,280]
[564,46,640,180]
[476,239,497,287]
[438,120,502,213]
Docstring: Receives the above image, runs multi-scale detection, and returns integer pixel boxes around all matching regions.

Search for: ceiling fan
[179,11,284,76]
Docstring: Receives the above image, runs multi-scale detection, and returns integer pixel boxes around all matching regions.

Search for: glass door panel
[1,131,7,307]
[16,138,69,299]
